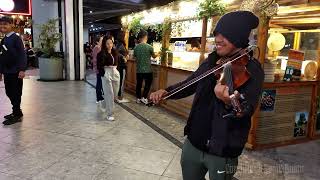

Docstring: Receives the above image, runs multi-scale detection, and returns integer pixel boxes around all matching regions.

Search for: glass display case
[267,29,320,81]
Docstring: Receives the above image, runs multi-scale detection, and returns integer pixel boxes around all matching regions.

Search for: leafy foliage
[128,17,146,38]
[37,18,63,58]
[197,0,226,19]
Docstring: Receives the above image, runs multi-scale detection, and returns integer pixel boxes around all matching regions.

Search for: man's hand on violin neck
[214,83,231,105]
[150,89,168,104]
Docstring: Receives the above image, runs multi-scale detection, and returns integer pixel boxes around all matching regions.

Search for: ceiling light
[90,11,93,14]
[0,0,15,12]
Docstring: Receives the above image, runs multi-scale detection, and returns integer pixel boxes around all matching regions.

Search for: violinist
[150,11,264,180]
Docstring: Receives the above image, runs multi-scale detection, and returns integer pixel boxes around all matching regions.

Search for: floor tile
[99,128,179,153]
[95,165,161,180]
[32,154,109,180]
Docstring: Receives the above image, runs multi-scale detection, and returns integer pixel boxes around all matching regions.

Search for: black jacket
[116,42,128,70]
[0,33,27,74]
[97,49,118,76]
[166,51,264,158]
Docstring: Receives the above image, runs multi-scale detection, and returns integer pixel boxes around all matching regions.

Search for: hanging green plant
[128,17,146,37]
[146,20,172,41]
[197,0,226,19]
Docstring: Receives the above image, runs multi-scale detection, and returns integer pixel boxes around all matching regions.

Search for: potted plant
[36,18,63,81]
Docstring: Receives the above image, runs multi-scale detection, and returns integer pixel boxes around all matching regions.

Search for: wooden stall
[247,0,320,149]
[123,0,320,150]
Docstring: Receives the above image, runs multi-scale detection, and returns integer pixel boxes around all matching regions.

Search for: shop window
[279,33,294,56]
[299,32,320,61]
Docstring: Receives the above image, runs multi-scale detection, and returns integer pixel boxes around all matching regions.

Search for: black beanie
[214,11,259,48]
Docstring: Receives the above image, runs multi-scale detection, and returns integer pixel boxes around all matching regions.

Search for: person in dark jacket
[115,31,130,103]
[25,44,36,68]
[150,11,264,180]
[0,16,27,125]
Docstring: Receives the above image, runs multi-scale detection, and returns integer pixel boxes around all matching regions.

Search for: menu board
[283,50,304,81]
[257,86,312,145]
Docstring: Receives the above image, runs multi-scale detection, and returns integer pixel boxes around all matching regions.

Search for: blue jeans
[96,74,104,102]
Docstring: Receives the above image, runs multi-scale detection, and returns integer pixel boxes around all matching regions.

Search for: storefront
[122,0,320,150]
[250,0,320,149]
[0,0,33,47]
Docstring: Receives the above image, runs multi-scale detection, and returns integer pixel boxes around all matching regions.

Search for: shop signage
[283,50,304,81]
[0,0,31,15]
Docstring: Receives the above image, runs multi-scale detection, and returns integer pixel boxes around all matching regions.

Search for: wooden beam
[200,18,208,63]
[309,0,320,3]
[255,18,269,64]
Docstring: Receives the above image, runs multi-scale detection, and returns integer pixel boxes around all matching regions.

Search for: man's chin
[216,51,226,57]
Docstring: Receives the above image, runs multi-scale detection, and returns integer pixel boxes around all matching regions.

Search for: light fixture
[0,0,15,12]
[90,11,93,14]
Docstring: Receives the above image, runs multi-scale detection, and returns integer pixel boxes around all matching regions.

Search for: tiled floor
[86,71,320,180]
[0,73,318,179]
[0,79,180,180]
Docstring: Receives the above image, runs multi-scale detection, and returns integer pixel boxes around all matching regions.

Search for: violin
[148,46,256,118]
[215,48,251,118]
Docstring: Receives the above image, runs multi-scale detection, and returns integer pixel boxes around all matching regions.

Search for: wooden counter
[125,59,194,118]
[248,80,319,149]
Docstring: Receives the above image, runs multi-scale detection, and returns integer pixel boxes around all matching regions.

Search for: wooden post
[309,84,318,138]
[158,22,172,92]
[124,28,130,50]
[255,18,270,64]
[248,17,270,149]
[200,17,208,63]
[160,22,172,66]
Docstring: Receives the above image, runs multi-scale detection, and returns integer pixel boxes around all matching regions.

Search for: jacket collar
[6,32,15,37]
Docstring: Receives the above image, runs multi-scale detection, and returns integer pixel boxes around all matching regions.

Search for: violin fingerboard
[223,64,234,94]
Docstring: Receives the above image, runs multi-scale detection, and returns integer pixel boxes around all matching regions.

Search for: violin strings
[163,47,253,100]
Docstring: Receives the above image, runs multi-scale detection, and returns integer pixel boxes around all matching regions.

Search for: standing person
[0,16,27,125]
[150,11,264,180]
[25,44,36,68]
[97,36,120,121]
[116,31,129,103]
[133,30,157,104]
[91,35,104,108]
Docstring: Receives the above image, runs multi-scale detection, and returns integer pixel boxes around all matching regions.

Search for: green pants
[181,139,238,180]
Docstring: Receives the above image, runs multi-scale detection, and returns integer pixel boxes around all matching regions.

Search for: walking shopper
[116,31,129,103]
[150,11,264,180]
[133,30,157,104]
[91,35,104,110]
[97,36,120,121]
[0,16,27,125]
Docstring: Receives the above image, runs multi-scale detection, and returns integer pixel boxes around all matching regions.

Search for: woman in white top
[97,36,120,121]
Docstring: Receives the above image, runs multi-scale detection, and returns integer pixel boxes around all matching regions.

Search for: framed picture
[260,89,276,112]
[294,112,309,137]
